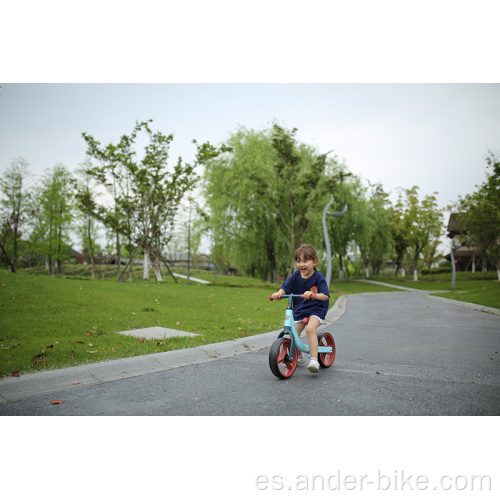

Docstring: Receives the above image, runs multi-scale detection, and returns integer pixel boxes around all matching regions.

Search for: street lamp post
[322,195,348,288]
[450,238,462,291]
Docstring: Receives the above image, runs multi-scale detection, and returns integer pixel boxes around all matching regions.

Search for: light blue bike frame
[276,295,333,361]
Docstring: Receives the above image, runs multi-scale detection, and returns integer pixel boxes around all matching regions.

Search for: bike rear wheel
[269,337,298,379]
[318,332,336,368]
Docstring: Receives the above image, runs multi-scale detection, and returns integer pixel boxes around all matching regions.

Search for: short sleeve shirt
[281,270,330,320]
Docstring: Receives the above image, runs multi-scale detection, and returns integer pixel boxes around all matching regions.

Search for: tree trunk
[267,245,279,283]
[12,219,18,272]
[116,231,121,278]
[289,214,296,276]
[154,251,163,281]
[57,224,62,275]
[0,239,16,273]
[143,243,151,280]
[87,216,97,280]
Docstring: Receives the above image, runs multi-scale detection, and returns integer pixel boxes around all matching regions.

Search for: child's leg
[295,321,306,337]
[294,322,306,363]
[305,316,321,358]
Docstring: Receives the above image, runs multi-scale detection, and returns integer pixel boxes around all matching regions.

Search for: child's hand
[269,292,282,301]
[303,291,317,300]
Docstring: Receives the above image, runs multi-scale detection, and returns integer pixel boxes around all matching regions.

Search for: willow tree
[357,183,393,278]
[203,124,343,280]
[203,127,286,281]
[269,124,339,269]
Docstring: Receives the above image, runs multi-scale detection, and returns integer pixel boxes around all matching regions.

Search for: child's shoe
[308,359,320,373]
[297,353,305,366]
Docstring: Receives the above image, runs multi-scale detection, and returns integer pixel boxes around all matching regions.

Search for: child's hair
[294,244,318,263]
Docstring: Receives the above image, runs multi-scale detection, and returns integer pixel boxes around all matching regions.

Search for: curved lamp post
[450,238,462,291]
[322,195,348,287]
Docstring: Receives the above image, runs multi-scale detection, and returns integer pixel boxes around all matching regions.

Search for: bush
[421,267,452,275]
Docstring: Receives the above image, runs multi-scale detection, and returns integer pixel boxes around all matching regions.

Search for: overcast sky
[1,83,498,214]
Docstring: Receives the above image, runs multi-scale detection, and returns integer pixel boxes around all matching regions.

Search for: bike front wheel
[269,337,298,379]
[318,332,336,368]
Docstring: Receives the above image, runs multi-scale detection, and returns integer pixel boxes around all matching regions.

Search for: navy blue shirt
[281,270,330,320]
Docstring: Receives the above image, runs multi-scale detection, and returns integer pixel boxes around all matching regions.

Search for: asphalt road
[1,291,499,415]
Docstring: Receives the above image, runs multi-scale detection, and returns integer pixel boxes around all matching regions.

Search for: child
[270,244,330,373]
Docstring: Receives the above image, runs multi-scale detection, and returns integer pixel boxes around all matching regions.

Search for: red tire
[318,332,336,368]
[269,337,298,379]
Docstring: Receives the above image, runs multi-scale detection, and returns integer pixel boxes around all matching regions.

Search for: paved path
[173,273,210,284]
[1,288,499,415]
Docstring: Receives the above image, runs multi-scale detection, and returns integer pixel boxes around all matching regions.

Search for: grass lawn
[0,270,394,379]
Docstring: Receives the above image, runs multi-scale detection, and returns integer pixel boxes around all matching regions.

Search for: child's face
[296,256,317,278]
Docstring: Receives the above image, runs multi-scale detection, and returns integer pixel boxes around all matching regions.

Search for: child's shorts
[295,315,325,325]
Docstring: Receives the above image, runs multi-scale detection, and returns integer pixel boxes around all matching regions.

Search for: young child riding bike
[269,244,330,373]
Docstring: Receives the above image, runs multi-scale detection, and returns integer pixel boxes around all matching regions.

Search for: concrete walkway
[355,279,500,317]
[173,273,210,284]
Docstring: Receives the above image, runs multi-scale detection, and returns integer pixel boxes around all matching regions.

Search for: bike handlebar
[268,293,317,301]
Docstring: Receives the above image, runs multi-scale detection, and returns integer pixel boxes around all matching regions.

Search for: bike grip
[301,293,317,300]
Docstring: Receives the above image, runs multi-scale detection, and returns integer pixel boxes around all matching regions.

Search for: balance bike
[268,294,336,379]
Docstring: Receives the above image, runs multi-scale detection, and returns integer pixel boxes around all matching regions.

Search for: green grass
[432,282,500,310]
[363,272,500,309]
[0,271,282,379]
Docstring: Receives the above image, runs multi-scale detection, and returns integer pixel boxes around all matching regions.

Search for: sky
[1,83,499,217]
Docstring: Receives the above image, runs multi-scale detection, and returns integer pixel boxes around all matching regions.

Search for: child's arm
[270,288,286,300]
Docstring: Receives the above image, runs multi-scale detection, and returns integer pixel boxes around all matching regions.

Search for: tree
[422,238,441,270]
[25,183,50,270]
[392,186,443,281]
[168,194,206,282]
[457,152,500,279]
[203,126,286,282]
[269,124,338,271]
[82,131,130,278]
[0,157,31,272]
[204,124,355,281]
[388,196,410,277]
[358,183,394,277]
[73,159,103,279]
[83,120,225,281]
[38,164,74,274]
